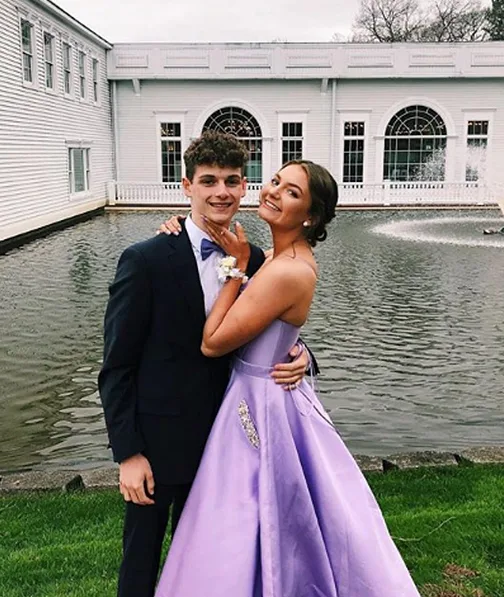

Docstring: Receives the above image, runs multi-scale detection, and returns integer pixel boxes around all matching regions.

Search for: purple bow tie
[200,238,226,261]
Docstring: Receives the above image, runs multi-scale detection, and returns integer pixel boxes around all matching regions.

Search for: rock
[81,467,118,489]
[456,446,504,464]
[383,451,458,471]
[354,455,383,473]
[63,475,85,493]
[0,470,86,493]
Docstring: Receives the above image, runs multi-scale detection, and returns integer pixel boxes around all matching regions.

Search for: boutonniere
[217,255,249,285]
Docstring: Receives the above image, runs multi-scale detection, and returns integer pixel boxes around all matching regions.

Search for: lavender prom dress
[155,319,421,597]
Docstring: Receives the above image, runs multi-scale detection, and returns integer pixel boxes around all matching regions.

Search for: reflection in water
[68,240,98,295]
[0,210,503,472]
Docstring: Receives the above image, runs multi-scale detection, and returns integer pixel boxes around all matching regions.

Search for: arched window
[203,107,263,183]
[384,106,447,182]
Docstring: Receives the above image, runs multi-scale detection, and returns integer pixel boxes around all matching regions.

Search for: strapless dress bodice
[236,319,301,368]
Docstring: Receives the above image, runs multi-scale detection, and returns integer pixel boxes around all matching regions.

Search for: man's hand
[119,453,155,506]
[271,343,309,390]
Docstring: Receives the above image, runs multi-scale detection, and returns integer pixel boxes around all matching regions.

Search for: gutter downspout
[329,79,337,174]
[112,80,120,182]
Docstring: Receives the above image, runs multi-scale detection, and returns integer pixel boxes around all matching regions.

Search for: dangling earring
[303,221,310,228]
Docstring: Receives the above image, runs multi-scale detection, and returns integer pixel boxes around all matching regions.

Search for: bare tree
[421,0,488,41]
[351,0,488,41]
[352,0,425,42]
[330,32,348,42]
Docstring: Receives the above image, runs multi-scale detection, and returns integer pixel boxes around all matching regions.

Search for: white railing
[108,180,504,208]
[340,181,495,206]
[110,182,263,206]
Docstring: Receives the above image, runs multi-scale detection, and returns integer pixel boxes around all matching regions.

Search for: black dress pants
[117,482,192,597]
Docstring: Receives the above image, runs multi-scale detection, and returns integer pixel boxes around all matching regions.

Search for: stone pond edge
[1,445,503,494]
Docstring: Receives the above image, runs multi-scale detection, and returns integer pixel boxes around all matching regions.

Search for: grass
[1,464,503,596]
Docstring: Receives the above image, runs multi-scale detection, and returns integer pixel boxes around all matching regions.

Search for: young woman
[155,161,420,597]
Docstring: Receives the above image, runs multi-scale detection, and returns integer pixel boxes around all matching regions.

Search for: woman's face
[258,164,312,232]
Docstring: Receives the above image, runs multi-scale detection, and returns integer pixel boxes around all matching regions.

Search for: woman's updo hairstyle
[280,160,338,247]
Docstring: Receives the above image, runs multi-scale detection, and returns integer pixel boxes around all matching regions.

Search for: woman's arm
[202,258,313,357]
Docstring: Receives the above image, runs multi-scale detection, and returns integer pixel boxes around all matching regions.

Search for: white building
[1,1,504,244]
[0,0,113,243]
[108,42,504,208]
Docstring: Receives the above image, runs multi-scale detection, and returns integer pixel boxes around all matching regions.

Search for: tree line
[348,0,504,42]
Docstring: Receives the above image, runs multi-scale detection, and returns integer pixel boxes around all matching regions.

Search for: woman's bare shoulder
[258,254,317,287]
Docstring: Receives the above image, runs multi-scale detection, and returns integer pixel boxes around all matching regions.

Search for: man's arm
[98,246,155,505]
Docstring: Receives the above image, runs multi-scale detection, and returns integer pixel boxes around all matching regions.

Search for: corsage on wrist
[217,255,248,285]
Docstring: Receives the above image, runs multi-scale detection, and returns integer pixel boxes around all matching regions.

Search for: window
[44,32,55,90]
[343,121,365,183]
[78,51,86,99]
[203,107,263,183]
[160,123,182,183]
[92,58,99,102]
[281,122,303,164]
[68,148,90,194]
[466,120,489,182]
[383,106,447,182]
[62,43,72,95]
[20,19,34,83]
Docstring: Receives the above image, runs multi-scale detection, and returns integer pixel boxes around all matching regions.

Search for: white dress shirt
[185,215,224,315]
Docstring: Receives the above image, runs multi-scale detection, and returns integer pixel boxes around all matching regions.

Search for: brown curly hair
[184,131,249,181]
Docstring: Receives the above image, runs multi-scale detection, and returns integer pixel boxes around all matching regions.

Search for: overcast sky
[55,0,357,44]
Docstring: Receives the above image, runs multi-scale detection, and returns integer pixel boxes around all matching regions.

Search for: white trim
[155,114,186,183]
[43,29,57,93]
[27,0,112,48]
[376,97,456,138]
[193,99,271,181]
[0,198,107,243]
[192,98,271,139]
[19,13,38,89]
[61,39,73,98]
[277,112,307,169]
[463,111,494,182]
[329,79,337,173]
[92,57,100,104]
[65,140,93,147]
[376,99,455,183]
[78,49,87,101]
[68,146,92,197]
[337,111,370,184]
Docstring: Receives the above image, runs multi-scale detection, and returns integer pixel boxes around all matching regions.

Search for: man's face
[183,164,246,229]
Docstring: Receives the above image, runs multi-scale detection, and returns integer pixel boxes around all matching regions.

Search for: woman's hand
[204,217,250,271]
[156,215,185,236]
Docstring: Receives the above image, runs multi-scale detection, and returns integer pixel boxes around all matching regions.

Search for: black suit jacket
[98,226,265,484]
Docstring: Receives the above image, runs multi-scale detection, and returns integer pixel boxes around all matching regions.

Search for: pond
[1,209,503,473]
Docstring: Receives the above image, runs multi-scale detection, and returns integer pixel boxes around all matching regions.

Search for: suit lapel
[166,226,206,333]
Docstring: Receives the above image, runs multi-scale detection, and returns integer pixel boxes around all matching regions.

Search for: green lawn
[1,464,503,596]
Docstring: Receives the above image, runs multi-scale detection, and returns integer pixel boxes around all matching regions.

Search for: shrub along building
[2,0,504,243]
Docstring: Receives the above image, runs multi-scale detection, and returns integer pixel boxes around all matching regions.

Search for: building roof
[32,0,112,49]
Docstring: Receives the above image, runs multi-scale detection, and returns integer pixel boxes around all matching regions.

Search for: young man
[98,131,309,597]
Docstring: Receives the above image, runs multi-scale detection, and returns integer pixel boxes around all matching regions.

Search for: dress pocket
[238,399,260,449]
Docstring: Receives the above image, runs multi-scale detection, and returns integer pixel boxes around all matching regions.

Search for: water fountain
[375,145,504,247]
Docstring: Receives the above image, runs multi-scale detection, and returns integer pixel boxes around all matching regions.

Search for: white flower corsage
[217,255,249,285]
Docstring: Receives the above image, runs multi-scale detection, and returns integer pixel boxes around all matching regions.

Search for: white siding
[114,77,504,188]
[334,79,504,187]
[0,0,113,242]
[115,79,333,182]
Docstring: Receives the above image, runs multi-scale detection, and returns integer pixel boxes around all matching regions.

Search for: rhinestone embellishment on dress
[238,400,260,449]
